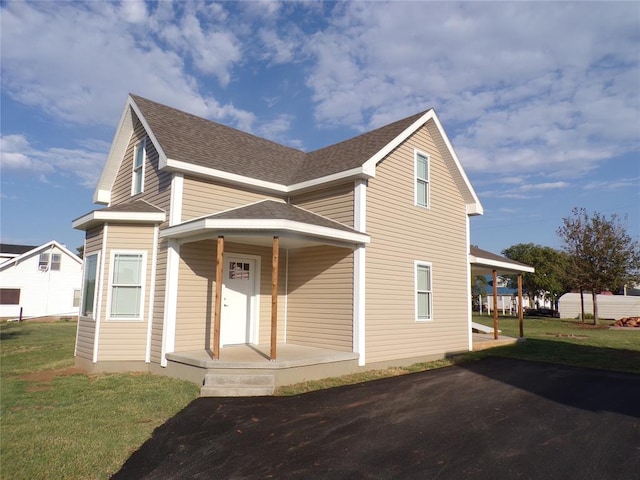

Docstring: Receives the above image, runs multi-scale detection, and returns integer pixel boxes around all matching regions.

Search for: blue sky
[1,1,638,256]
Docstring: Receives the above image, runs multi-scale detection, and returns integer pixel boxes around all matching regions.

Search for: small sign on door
[229,262,250,280]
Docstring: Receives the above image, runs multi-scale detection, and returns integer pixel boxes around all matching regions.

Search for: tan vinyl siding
[149,240,167,363]
[75,227,103,360]
[75,318,95,359]
[286,246,353,351]
[97,224,155,362]
[174,240,285,352]
[365,121,469,363]
[290,183,354,227]
[110,117,172,216]
[181,176,283,221]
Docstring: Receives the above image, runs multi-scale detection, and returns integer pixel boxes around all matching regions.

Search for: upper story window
[415,150,430,208]
[132,138,146,195]
[38,253,49,271]
[51,254,61,271]
[38,252,61,271]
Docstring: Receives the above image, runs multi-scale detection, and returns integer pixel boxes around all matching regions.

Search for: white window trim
[415,260,434,322]
[80,251,100,320]
[131,137,146,196]
[106,250,147,322]
[414,149,430,209]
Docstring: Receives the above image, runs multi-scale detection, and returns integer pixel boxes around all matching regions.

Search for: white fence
[558,293,640,320]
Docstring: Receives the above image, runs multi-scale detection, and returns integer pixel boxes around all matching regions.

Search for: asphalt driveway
[112,358,640,479]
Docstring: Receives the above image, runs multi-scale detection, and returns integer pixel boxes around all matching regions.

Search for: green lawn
[472,314,640,374]
[0,320,199,480]
[1,317,638,478]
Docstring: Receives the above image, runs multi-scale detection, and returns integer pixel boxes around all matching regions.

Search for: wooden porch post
[492,269,499,340]
[518,273,524,338]
[213,236,224,360]
[270,236,279,361]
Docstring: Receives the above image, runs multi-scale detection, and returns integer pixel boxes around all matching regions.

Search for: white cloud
[304,2,639,179]
[0,134,105,188]
[584,177,640,191]
[519,182,570,192]
[0,1,251,129]
[119,0,147,24]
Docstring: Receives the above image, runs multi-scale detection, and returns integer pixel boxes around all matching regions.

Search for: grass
[278,315,640,395]
[0,320,200,480]
[471,314,640,374]
[1,316,638,477]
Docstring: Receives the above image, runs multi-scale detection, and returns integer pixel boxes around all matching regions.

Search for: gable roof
[72,199,166,231]
[94,95,482,215]
[0,240,82,270]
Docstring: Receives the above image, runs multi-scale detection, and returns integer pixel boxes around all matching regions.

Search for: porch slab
[472,333,522,351]
[166,343,359,369]
[165,344,361,395]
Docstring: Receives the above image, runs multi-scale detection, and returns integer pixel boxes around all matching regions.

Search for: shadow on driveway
[112,358,640,479]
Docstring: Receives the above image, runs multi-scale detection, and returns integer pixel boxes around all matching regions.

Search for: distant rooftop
[0,244,38,256]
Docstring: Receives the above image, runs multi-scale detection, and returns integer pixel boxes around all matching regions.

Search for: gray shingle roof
[192,200,360,234]
[99,199,165,214]
[470,246,533,270]
[0,244,38,255]
[130,94,429,186]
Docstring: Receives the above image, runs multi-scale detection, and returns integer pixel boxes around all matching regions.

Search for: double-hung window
[81,254,99,318]
[38,253,49,271]
[415,261,433,321]
[109,252,145,320]
[415,150,430,208]
[51,254,61,271]
[132,138,146,195]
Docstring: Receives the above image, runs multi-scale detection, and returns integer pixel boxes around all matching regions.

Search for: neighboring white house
[559,293,640,320]
[0,241,83,318]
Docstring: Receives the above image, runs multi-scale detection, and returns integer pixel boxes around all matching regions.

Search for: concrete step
[201,373,275,397]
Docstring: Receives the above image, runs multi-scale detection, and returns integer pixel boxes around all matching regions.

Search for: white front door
[221,256,256,346]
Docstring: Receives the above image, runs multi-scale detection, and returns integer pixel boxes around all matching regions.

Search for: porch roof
[72,199,166,231]
[470,246,535,275]
[161,200,370,249]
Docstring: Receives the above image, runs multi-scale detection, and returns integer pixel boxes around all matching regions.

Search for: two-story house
[72,94,483,395]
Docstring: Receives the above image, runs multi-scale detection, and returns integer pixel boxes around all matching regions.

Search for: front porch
[165,344,360,396]
[163,331,520,397]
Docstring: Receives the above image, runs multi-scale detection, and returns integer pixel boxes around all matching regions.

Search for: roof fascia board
[93,100,132,205]
[362,109,484,216]
[165,159,372,194]
[128,96,169,170]
[362,110,435,171]
[161,218,370,244]
[287,167,372,193]
[428,112,484,216]
[0,240,82,270]
[72,210,166,230]
[93,95,169,205]
[469,254,535,273]
[165,158,288,194]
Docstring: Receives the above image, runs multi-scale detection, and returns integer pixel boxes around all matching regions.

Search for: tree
[501,243,571,310]
[557,208,640,325]
[471,275,488,311]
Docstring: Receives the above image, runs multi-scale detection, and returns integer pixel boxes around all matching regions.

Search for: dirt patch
[542,333,589,339]
[571,322,611,330]
[18,367,85,390]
